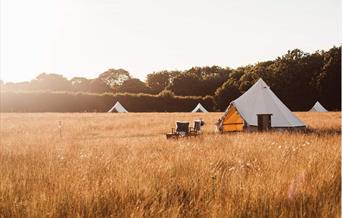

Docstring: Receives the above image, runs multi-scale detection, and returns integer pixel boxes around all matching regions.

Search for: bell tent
[108,101,128,113]
[192,103,208,113]
[309,101,328,112]
[217,78,306,132]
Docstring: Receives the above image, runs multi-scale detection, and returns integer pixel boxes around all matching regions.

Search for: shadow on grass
[303,127,341,137]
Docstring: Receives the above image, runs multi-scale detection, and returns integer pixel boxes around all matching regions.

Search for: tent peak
[108,101,128,113]
[191,103,208,113]
[310,101,328,112]
[255,78,269,88]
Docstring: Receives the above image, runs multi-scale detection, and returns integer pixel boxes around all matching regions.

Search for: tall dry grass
[0,112,340,217]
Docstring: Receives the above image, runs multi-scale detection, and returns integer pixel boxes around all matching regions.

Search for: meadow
[0,112,340,217]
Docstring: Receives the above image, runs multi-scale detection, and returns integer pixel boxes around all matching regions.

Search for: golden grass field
[0,112,340,217]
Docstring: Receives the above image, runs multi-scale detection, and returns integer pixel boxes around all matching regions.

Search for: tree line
[1,46,340,112]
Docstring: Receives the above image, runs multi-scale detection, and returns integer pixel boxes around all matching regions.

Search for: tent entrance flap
[222,106,244,131]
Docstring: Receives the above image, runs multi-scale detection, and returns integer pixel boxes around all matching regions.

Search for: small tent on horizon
[217,78,306,132]
[108,101,128,113]
[309,101,328,112]
[192,103,208,113]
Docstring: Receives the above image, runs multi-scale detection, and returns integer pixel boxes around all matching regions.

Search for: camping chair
[175,121,190,136]
[189,120,203,136]
[166,121,190,139]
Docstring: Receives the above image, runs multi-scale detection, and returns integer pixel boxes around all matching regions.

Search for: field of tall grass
[0,112,340,217]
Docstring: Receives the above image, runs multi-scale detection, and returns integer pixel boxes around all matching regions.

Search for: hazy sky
[1,0,340,82]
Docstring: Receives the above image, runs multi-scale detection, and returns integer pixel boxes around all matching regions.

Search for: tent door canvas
[222,106,244,132]
[257,114,272,131]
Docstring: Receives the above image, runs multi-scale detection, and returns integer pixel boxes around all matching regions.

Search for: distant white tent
[310,101,328,112]
[218,78,306,132]
[108,101,128,113]
[192,103,208,113]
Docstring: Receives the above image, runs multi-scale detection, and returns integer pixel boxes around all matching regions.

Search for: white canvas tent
[218,78,306,132]
[310,101,328,112]
[192,103,208,113]
[108,101,128,113]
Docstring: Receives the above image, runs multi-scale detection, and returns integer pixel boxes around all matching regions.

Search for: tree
[117,78,151,94]
[146,71,180,94]
[70,77,91,92]
[238,72,260,92]
[269,49,325,110]
[88,79,112,93]
[251,61,275,83]
[98,69,131,90]
[166,66,231,96]
[229,68,246,81]
[167,73,201,96]
[316,46,341,110]
[214,79,241,111]
[30,73,71,91]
